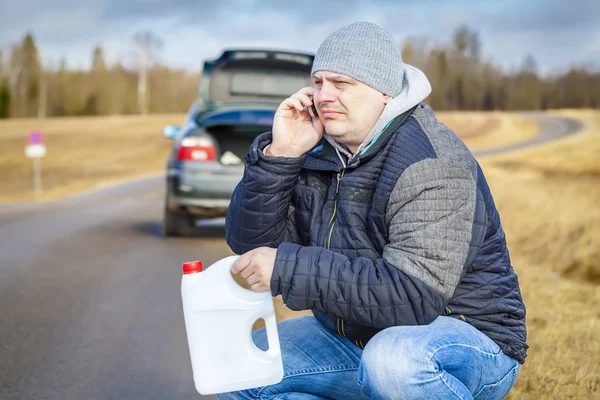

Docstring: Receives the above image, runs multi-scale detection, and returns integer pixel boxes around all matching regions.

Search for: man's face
[312,71,391,153]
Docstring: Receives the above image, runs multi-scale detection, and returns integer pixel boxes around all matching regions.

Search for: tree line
[402,26,599,111]
[0,26,598,119]
[0,32,200,119]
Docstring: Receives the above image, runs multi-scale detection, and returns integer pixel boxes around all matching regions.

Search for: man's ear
[383,95,393,104]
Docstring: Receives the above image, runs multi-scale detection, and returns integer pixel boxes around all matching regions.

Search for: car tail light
[177,136,217,161]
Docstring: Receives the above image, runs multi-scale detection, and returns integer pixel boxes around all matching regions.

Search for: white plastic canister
[181,256,284,395]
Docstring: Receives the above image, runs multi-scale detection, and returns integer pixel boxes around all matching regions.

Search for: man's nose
[315,86,336,105]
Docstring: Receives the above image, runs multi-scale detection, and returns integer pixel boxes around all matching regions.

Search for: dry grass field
[1,110,598,398]
[0,114,183,202]
[478,110,600,399]
[0,112,532,203]
[438,110,539,151]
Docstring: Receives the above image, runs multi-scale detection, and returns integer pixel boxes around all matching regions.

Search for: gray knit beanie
[311,21,406,97]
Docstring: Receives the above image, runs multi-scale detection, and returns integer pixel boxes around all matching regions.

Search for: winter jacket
[225,103,528,364]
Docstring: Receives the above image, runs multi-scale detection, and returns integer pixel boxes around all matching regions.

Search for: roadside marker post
[25,131,46,194]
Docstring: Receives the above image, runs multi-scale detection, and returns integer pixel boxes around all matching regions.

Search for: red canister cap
[183,261,203,274]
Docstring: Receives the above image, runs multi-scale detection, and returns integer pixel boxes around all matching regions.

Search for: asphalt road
[473,112,583,157]
[0,113,582,400]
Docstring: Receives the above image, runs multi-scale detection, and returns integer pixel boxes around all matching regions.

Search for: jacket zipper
[446,306,467,322]
[325,169,345,249]
[326,169,348,339]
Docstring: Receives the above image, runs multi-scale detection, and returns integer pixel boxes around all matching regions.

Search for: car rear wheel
[163,208,195,237]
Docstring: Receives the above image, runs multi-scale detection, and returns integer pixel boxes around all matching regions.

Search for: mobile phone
[308,97,318,118]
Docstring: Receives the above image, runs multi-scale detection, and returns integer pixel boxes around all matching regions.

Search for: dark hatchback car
[162,49,314,236]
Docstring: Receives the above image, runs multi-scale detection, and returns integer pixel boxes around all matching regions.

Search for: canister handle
[263,313,281,360]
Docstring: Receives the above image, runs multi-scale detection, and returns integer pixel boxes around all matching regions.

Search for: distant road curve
[473,113,583,157]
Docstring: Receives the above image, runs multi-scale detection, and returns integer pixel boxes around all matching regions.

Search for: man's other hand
[231,247,277,293]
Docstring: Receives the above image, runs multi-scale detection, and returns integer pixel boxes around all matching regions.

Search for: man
[221,21,527,399]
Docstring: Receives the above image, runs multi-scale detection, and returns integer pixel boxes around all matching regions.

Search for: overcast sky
[1,0,599,75]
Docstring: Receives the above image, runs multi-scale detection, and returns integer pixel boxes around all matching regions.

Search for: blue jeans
[217,316,520,399]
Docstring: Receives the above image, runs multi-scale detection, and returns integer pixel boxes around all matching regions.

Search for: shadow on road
[133,221,227,239]
[133,221,164,237]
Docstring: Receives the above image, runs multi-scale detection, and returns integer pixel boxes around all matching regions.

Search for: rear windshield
[209,59,313,102]
[230,71,309,98]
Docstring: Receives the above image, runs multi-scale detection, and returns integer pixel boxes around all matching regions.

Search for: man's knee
[358,327,436,397]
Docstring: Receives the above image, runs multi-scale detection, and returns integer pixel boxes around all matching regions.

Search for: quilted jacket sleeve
[271,157,486,328]
[225,132,305,255]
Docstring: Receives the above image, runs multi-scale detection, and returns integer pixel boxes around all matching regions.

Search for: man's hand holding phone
[270,87,324,158]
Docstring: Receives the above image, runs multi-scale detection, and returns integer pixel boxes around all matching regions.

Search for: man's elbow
[419,308,441,325]
[391,290,446,326]
[416,293,446,325]
[224,228,269,255]
[224,214,245,255]
[225,236,245,255]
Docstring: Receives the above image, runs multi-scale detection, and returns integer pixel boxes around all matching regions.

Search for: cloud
[0,0,597,73]
[487,0,600,34]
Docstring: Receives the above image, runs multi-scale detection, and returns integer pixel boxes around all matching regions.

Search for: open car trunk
[195,50,314,166]
[191,108,277,166]
[206,122,271,165]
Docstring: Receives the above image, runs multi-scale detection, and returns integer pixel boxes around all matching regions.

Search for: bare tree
[522,54,538,74]
[91,46,107,71]
[468,31,482,60]
[38,63,47,118]
[8,45,24,117]
[0,50,10,118]
[7,33,41,118]
[133,32,163,115]
[0,50,4,80]
[453,25,470,55]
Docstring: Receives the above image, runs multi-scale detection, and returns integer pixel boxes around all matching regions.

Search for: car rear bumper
[168,195,231,209]
[166,163,243,214]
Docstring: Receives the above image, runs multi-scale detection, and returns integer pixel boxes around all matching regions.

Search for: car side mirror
[163,125,180,139]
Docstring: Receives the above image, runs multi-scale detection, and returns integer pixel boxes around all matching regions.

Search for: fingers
[280,87,315,113]
[281,97,305,112]
[297,86,314,96]
[230,247,275,293]
[245,271,262,286]
[239,265,254,280]
[250,281,269,293]
[294,87,317,119]
[248,270,269,292]
[312,114,324,135]
[233,255,269,293]
[231,248,263,278]
[231,251,252,274]
[291,93,313,107]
